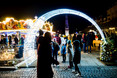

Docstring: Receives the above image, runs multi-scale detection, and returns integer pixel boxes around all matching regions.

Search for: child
[67,40,74,68]
[61,43,66,62]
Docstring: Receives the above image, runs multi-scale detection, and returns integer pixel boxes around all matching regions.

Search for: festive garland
[100,38,117,61]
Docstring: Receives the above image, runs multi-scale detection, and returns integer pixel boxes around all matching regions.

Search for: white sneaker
[72,70,77,74]
[72,70,75,73]
[75,73,81,76]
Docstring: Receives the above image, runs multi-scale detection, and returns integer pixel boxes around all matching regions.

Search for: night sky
[0,0,116,33]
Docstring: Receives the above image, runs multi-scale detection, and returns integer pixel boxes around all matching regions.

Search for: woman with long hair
[37,32,59,78]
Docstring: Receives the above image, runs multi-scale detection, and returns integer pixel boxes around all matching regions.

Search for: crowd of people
[0,34,24,47]
[0,34,25,58]
[36,30,96,78]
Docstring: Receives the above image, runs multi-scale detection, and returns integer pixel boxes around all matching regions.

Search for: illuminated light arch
[34,9,106,40]
[15,9,106,68]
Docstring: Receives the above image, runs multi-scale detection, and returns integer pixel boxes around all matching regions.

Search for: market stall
[0,17,55,67]
[0,18,30,66]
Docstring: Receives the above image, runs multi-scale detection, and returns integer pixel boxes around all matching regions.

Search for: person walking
[37,32,59,78]
[72,40,81,76]
[67,40,74,68]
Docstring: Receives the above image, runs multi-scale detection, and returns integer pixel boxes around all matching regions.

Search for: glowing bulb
[34,16,38,19]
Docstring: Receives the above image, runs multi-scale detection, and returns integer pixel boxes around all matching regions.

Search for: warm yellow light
[50,26,52,31]
[19,20,25,22]
[3,21,6,24]
[5,17,14,22]
[109,27,115,30]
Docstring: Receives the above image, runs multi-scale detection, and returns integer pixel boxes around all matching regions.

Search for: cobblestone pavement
[0,52,117,78]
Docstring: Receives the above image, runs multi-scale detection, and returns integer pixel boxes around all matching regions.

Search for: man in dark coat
[87,32,94,53]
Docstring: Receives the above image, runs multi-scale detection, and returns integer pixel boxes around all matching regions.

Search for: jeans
[62,54,66,62]
[87,45,91,53]
[74,63,81,75]
[83,43,86,52]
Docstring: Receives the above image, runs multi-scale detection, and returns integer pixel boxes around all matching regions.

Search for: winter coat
[53,42,60,55]
[87,32,95,46]
[67,44,74,62]
[73,40,81,64]
[37,37,58,78]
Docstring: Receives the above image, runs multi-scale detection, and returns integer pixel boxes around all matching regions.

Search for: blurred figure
[14,35,18,45]
[55,34,61,45]
[37,29,44,78]
[87,32,93,53]
[37,32,59,78]
[53,38,60,62]
[61,43,66,62]
[21,35,24,45]
[72,33,77,42]
[67,40,74,68]
[72,40,81,76]
[60,35,65,50]
[77,33,82,48]
[8,35,12,45]
[82,33,87,52]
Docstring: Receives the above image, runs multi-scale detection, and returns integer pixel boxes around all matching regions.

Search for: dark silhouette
[14,35,18,45]
[20,36,24,45]
[55,34,61,45]
[82,33,87,52]
[37,32,59,78]
[61,43,66,62]
[52,39,60,62]
[73,40,81,76]
[87,32,95,53]
[8,36,12,45]
[67,40,73,68]
[72,33,77,42]
[77,33,82,48]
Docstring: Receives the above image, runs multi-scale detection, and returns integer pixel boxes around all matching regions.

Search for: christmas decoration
[100,37,117,61]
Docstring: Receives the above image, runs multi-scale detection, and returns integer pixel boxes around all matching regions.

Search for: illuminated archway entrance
[15,9,106,68]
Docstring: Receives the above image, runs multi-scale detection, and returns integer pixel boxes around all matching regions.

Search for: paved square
[0,52,117,78]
